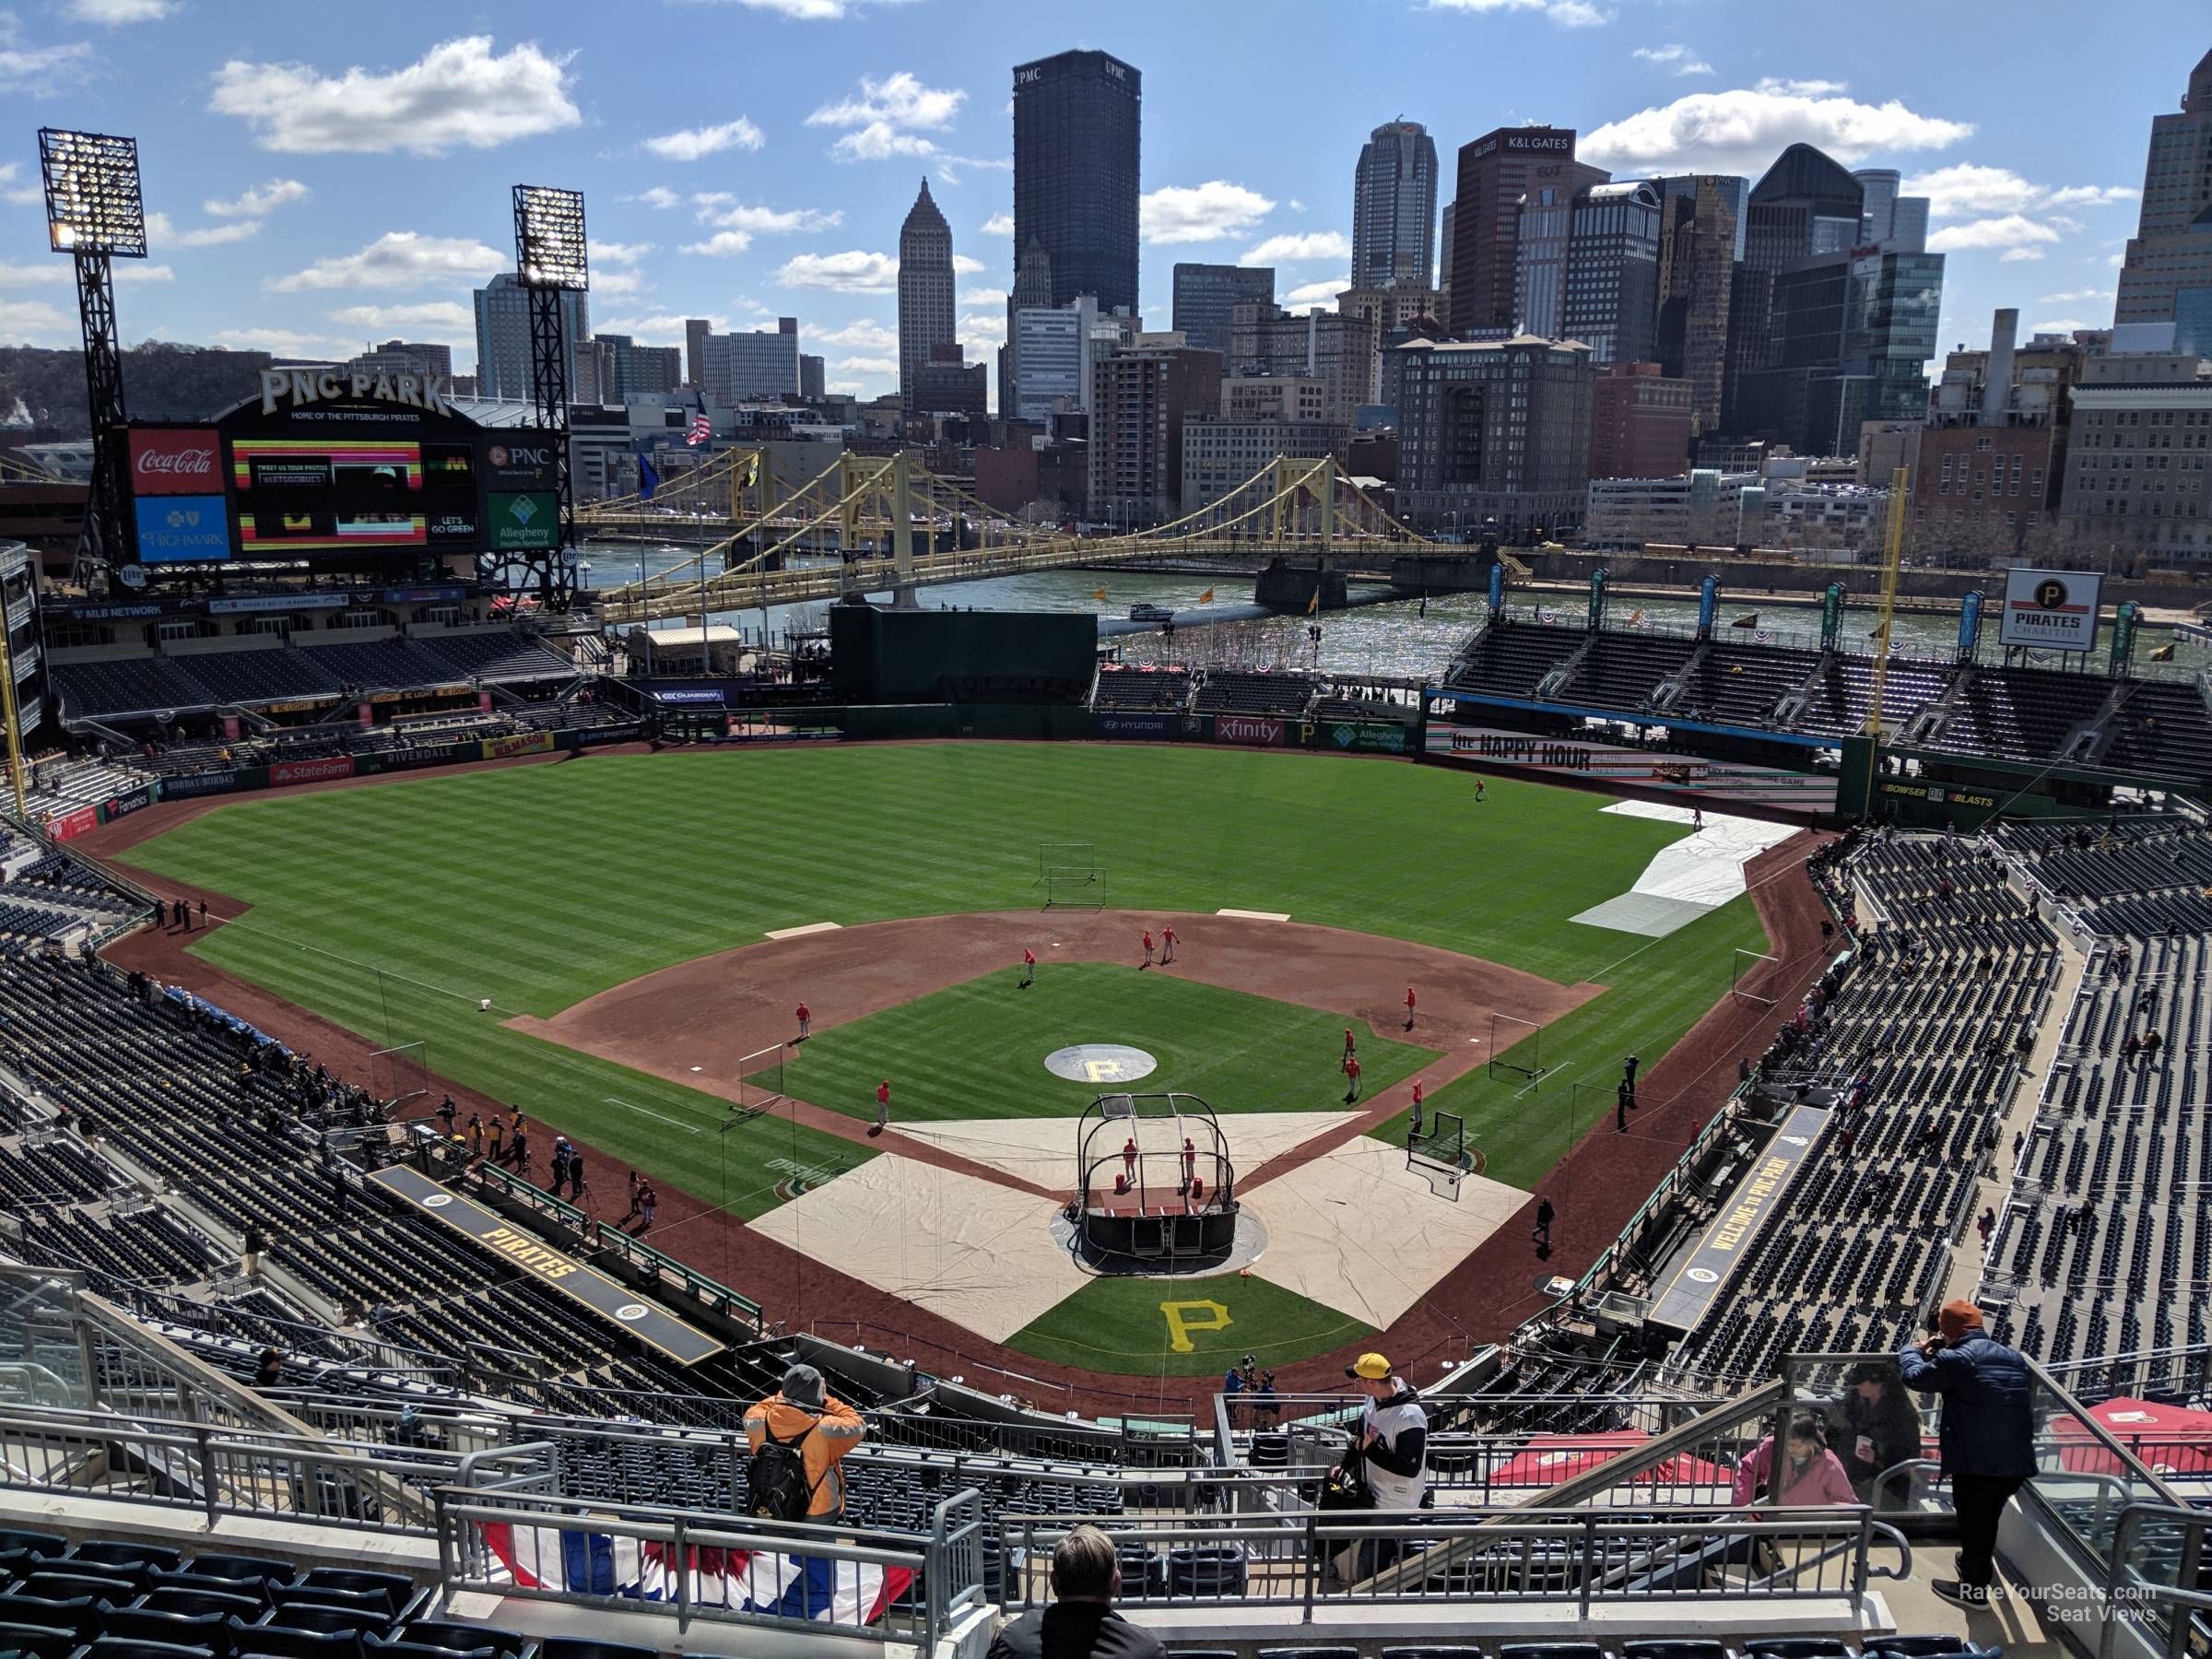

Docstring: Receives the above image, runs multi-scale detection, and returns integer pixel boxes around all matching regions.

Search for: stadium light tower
[39,126,147,588]
[512,183,588,611]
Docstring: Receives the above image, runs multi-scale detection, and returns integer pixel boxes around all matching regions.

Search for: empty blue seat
[1746,1644,1852,1659]
[77,1638,217,1659]
[1256,1649,1359,1659]
[0,1535,65,1563]
[534,1641,659,1659]
[255,1606,387,1638]
[0,1619,78,1659]
[1626,1644,1735,1659]
[294,1576,407,1618]
[1382,1649,1488,1659]
[141,1592,263,1624]
[1867,1641,1965,1658]
[394,1628,522,1659]
[360,1638,489,1659]
[181,1560,290,1589]
[222,1617,362,1659]
[70,1545,182,1580]
[98,1606,232,1656]
[266,1591,388,1623]
[1500,1646,1613,1659]
[17,1573,135,1607]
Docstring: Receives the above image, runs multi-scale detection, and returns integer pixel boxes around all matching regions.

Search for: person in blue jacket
[1898,1298,2036,1607]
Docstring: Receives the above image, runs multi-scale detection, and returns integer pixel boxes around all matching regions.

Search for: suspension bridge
[577,449,1521,624]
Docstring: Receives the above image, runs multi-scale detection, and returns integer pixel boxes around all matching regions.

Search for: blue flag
[638,452,660,500]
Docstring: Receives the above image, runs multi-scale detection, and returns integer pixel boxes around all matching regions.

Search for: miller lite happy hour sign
[128,428,220,495]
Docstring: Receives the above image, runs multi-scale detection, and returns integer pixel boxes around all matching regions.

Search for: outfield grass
[122,746,1761,1220]
[1365,894,1766,1190]
[1008,1272,1374,1377]
[769,962,1434,1124]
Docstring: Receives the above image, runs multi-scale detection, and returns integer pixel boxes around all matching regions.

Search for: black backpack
[747,1418,819,1521]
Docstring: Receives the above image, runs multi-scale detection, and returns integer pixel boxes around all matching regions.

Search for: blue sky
[0,0,2198,405]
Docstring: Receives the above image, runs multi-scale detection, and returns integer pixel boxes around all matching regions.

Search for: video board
[122,371,559,573]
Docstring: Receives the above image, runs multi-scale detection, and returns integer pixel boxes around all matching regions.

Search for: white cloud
[209,36,580,155]
[702,203,841,233]
[682,231,755,257]
[2107,253,2126,267]
[1427,0,1612,25]
[0,161,35,206]
[1925,214,2065,253]
[1634,42,1712,76]
[981,211,1014,238]
[67,0,170,19]
[835,354,899,374]
[775,250,898,292]
[267,231,506,291]
[2039,288,2113,304]
[1901,163,2139,226]
[1282,276,1351,308]
[146,211,262,247]
[0,297,75,344]
[592,268,647,297]
[932,154,1010,185]
[1756,76,1848,98]
[959,310,1005,343]
[204,178,309,218]
[212,326,358,356]
[952,254,983,275]
[713,0,909,16]
[1241,230,1352,265]
[1141,181,1276,245]
[643,118,764,161]
[2029,318,2094,335]
[591,241,653,265]
[628,186,683,210]
[816,318,897,349]
[960,286,1007,308]
[0,260,171,286]
[2000,248,2044,263]
[808,70,963,162]
[2046,184,2137,208]
[1581,87,1972,176]
[599,312,717,345]
[0,11,94,87]
[325,300,474,333]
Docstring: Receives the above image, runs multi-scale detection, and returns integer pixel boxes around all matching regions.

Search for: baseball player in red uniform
[1161,924,1177,964]
[1344,1054,1362,1103]
[1123,1135,1139,1188]
[1142,929,1155,967]
[795,1001,811,1040]
[1343,1027,1357,1065]
[1410,1077,1426,1137]
[1404,986,1417,1030]
[1020,947,1036,989]
[874,1079,890,1135]
[1181,1135,1196,1192]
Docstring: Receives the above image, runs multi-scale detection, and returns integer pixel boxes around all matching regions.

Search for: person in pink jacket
[1733,1415,1861,1507]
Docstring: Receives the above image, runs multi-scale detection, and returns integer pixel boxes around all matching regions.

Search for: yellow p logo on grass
[1161,1300,1230,1353]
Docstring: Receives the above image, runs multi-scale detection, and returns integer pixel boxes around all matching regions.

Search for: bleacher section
[1673,641,1823,728]
[1191,670,1318,717]
[1092,665,1193,711]
[1932,665,2113,765]
[1442,618,1585,699]
[47,630,576,721]
[1550,632,1696,715]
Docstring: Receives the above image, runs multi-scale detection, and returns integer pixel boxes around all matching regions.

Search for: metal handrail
[2103,1501,2212,1659]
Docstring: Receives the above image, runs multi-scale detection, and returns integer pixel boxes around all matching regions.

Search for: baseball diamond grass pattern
[765,964,1436,1124]
[123,745,1766,1224]
[1010,1273,1375,1378]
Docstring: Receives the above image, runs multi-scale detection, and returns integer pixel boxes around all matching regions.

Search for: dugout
[829,604,1097,704]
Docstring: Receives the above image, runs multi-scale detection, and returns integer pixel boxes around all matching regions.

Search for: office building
[1013,296,1101,418]
[582,335,681,401]
[685,319,712,389]
[1226,303,1375,429]
[1181,415,1339,512]
[898,178,957,417]
[1171,264,1274,358]
[1654,176,1744,437]
[1512,185,1575,340]
[1583,469,1758,549]
[1000,235,1058,420]
[800,355,826,402]
[1589,362,1692,480]
[1335,286,1442,404]
[1438,201,1455,313]
[1012,49,1141,315]
[700,318,801,402]
[1747,482,1894,555]
[1447,126,1608,335]
[1847,170,1928,253]
[347,340,453,380]
[1562,182,1663,365]
[1395,334,1595,535]
[1088,340,1222,525]
[1351,119,1439,288]
[1725,146,1864,430]
[2060,346,2212,564]
[1736,247,1945,456]
[474,273,589,403]
[910,342,988,420]
[2114,47,2212,351]
[1224,376,1329,423]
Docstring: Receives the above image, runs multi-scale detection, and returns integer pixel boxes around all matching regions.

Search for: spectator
[1732,1413,1858,1508]
[241,1222,268,1278]
[986,1524,1165,1659]
[1821,1361,1924,1507]
[1977,1206,1996,1247]
[743,1362,865,1523]
[1343,1351,1428,1576]
[1899,1300,2035,1606]
[252,1347,284,1388]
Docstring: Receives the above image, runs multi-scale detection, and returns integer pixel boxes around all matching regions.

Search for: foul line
[605,1096,702,1135]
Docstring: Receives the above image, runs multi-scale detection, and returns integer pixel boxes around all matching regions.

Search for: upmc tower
[1011,49,1141,318]
[1447,125,1608,336]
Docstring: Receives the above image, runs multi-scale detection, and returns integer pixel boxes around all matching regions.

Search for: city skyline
[0,0,2187,407]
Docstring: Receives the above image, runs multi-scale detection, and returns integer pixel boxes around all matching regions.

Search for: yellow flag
[1092,586,1108,602]
[1198,586,1215,605]
[1306,587,1320,616]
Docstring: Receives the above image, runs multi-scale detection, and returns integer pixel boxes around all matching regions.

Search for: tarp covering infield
[367,1164,724,1364]
[482,1522,912,1625]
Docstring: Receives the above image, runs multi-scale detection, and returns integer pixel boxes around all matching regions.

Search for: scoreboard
[120,372,559,577]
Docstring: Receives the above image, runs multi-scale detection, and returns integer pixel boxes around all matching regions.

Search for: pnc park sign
[259,367,458,418]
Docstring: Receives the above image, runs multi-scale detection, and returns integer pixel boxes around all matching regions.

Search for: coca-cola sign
[129,429,221,495]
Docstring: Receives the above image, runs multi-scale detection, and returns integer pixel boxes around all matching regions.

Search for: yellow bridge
[577,450,1518,624]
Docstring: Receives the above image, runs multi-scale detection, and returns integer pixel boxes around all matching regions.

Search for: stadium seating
[1191,671,1317,717]
[1550,633,1698,716]
[1442,621,1585,700]
[1092,666,1194,712]
[1672,641,1823,729]
[412,633,575,682]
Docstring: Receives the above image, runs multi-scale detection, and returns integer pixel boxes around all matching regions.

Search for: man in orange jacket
[743,1363,865,1522]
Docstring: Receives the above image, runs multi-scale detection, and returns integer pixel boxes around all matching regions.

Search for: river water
[582,542,2207,686]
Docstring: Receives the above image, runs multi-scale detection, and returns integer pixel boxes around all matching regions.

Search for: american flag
[686,391,711,447]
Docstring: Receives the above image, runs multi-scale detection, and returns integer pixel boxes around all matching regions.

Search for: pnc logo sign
[488,444,549,468]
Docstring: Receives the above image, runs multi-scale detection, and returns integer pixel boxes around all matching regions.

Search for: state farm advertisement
[269,756,356,786]
[128,429,221,496]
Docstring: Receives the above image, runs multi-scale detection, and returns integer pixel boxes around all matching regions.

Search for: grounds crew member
[743,1363,867,1619]
[1898,1299,2033,1607]
[1344,1351,1429,1578]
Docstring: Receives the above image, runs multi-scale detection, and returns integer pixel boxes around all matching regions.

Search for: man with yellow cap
[1897,1298,2033,1607]
[1342,1351,1429,1577]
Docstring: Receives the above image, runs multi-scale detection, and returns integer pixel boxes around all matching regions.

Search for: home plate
[1217,909,1290,922]
[767,922,842,940]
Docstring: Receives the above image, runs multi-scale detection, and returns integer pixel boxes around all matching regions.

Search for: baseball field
[113,742,1774,1375]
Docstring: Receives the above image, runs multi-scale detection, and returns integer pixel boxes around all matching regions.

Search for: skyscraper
[1351,120,1439,288]
[473,273,588,403]
[1171,263,1274,357]
[1561,182,1662,366]
[1447,126,1607,336]
[1853,169,1930,253]
[1654,176,1745,437]
[2114,46,2212,350]
[1012,49,1141,315]
[1724,145,1864,433]
[898,178,956,418]
[1000,235,1057,418]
